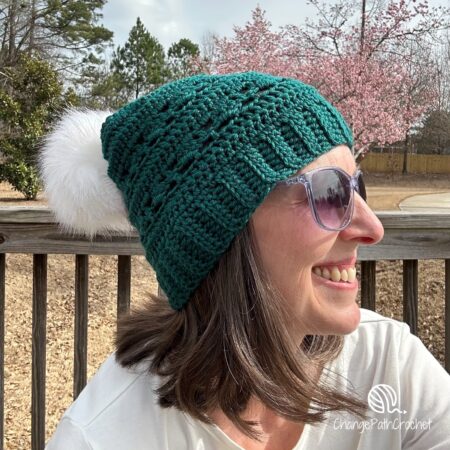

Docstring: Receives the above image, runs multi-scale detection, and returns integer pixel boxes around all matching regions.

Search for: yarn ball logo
[368,384,407,414]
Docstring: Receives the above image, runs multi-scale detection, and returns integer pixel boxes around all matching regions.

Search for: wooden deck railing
[0,207,450,450]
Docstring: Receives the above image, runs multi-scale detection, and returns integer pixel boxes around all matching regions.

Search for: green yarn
[101,71,353,310]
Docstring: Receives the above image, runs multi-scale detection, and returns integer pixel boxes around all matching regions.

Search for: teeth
[313,266,356,283]
[347,267,356,282]
[330,267,341,282]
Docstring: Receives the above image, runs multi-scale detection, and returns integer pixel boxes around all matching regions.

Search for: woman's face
[250,145,384,338]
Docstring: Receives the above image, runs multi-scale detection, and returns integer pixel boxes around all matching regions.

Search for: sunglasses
[276,166,367,231]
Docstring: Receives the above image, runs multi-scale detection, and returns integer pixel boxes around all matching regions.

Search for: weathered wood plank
[1,209,450,258]
[0,223,143,255]
[1,207,450,227]
[74,255,88,400]
[361,261,376,311]
[376,211,450,229]
[31,254,47,450]
[445,259,450,374]
[2,207,450,228]
[0,207,54,223]
[0,254,4,450]
[1,223,450,259]
[403,260,418,336]
[358,229,450,260]
[117,255,131,320]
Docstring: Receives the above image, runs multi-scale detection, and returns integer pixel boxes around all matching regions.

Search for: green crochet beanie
[99,71,353,310]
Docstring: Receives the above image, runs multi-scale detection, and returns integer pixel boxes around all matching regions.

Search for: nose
[339,194,384,245]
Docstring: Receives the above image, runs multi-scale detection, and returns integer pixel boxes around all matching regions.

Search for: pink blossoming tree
[196,1,448,161]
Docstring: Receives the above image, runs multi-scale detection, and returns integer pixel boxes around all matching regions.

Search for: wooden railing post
[403,260,419,336]
[361,261,376,311]
[445,259,450,374]
[117,255,131,321]
[74,255,89,400]
[31,254,47,450]
[0,253,5,450]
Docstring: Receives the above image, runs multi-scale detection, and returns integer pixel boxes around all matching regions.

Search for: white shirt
[46,308,450,449]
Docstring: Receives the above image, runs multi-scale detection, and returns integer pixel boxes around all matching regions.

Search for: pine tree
[167,38,200,80]
[0,0,113,66]
[111,17,167,100]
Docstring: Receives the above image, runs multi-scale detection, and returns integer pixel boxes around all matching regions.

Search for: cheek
[253,205,326,277]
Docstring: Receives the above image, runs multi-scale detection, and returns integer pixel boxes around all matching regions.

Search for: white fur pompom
[39,109,134,238]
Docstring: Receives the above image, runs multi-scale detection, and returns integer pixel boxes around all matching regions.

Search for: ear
[39,108,134,238]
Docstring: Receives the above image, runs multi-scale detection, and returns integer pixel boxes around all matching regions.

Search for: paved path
[399,191,450,212]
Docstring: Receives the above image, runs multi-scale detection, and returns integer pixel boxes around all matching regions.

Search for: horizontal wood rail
[1,207,450,449]
[1,207,450,258]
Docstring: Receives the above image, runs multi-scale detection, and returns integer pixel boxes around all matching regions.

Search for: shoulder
[341,308,448,387]
[340,308,413,379]
[358,307,407,328]
[47,354,171,448]
[48,355,226,449]
[66,354,158,427]
[355,307,410,341]
[61,353,162,430]
[354,307,435,360]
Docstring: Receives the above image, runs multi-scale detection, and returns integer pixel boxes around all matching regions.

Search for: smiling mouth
[312,266,356,283]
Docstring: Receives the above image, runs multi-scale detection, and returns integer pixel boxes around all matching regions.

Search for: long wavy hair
[115,219,369,440]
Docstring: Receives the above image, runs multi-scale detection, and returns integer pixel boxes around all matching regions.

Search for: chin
[309,302,361,336]
[330,303,361,335]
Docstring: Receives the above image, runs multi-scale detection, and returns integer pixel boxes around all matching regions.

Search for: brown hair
[115,220,369,440]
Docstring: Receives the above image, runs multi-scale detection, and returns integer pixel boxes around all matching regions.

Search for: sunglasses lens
[310,169,352,230]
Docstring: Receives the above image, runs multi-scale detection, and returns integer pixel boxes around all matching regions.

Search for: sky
[101,0,450,52]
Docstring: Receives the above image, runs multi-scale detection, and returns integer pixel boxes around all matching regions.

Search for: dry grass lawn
[1,172,450,449]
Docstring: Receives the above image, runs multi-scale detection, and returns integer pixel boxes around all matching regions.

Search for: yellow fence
[360,153,450,174]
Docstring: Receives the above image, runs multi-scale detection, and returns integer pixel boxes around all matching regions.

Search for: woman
[40,71,450,449]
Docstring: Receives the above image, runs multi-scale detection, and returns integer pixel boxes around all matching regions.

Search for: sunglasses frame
[277,166,366,232]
